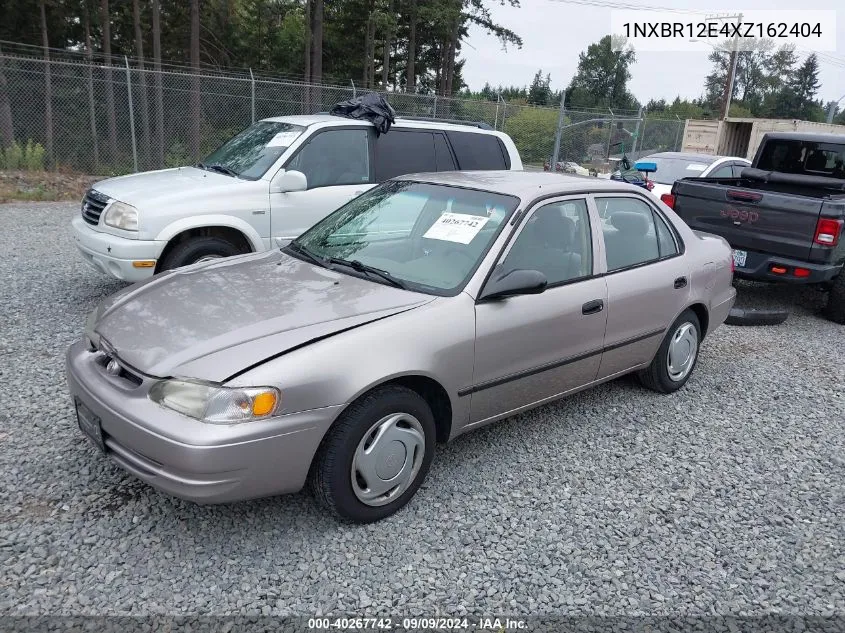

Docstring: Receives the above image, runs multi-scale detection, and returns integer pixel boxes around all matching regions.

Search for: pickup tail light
[814,218,843,247]
[660,193,675,209]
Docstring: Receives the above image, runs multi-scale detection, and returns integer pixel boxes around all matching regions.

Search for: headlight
[103,201,139,231]
[148,379,280,424]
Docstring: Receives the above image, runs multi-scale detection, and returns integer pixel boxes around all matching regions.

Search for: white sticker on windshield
[423,212,489,244]
[686,164,707,171]
[267,131,301,148]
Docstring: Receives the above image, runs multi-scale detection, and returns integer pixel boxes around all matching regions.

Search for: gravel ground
[1,202,843,618]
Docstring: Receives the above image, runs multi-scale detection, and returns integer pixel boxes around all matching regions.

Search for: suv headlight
[103,201,139,231]
[149,379,280,424]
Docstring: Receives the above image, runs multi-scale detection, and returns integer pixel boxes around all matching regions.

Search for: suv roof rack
[395,116,494,130]
[316,112,494,131]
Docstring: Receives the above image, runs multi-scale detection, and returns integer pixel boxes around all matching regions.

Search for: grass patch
[0,170,98,204]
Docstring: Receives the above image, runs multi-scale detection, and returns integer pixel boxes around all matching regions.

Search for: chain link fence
[0,47,686,176]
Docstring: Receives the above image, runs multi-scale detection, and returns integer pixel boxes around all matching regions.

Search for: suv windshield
[647,156,717,184]
[201,121,305,180]
[289,180,519,295]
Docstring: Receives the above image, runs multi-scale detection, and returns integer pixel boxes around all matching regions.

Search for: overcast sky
[461,0,845,108]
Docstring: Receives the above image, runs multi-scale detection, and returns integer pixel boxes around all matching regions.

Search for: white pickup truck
[72,114,523,282]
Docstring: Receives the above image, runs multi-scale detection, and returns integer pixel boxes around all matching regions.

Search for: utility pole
[827,94,845,124]
[718,13,742,120]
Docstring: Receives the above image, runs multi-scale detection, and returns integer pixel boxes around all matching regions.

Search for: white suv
[72,115,523,281]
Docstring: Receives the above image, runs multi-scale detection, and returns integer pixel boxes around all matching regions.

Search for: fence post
[433,94,437,118]
[630,106,644,156]
[494,91,501,130]
[249,68,255,123]
[350,79,356,97]
[124,56,138,173]
[674,115,683,151]
[606,109,615,159]
[551,91,567,167]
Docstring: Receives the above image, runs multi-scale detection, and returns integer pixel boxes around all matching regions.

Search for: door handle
[582,299,604,315]
[674,276,688,289]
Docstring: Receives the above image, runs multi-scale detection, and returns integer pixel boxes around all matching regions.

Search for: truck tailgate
[673,180,824,261]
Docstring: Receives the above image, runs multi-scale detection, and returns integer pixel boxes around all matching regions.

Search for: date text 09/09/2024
[307,617,528,631]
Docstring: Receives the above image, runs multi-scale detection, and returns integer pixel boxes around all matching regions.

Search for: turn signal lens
[252,391,278,417]
[132,260,156,268]
[771,265,787,274]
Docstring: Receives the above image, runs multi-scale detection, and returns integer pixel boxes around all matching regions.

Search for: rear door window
[445,131,507,170]
[374,130,437,181]
[707,164,734,178]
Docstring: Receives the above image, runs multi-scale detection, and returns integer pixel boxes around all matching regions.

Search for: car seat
[604,211,658,270]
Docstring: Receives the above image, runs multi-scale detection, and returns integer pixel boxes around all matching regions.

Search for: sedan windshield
[647,156,717,185]
[200,121,305,180]
[290,181,520,295]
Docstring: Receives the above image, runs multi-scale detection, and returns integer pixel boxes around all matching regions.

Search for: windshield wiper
[285,241,328,268]
[196,162,240,178]
[326,257,407,290]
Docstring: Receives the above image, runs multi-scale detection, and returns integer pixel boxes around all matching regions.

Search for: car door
[269,127,375,245]
[594,194,689,380]
[469,196,609,425]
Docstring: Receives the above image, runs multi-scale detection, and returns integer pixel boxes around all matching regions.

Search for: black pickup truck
[662,132,845,323]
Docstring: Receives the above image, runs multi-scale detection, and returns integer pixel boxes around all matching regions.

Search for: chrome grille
[81,189,110,226]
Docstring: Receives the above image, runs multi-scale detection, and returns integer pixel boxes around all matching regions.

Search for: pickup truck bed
[670,176,845,284]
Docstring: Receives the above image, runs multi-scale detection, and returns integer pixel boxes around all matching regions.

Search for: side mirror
[634,161,657,174]
[272,169,307,193]
[479,268,548,302]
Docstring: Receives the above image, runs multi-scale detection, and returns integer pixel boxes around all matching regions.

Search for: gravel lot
[1,202,843,618]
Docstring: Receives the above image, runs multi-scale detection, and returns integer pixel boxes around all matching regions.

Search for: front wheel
[638,309,701,394]
[158,237,243,272]
[310,385,436,523]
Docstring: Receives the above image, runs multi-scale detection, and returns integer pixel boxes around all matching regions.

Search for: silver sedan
[67,171,736,522]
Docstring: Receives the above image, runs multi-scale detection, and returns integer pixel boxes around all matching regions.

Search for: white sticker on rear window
[267,131,301,148]
[686,163,707,171]
[423,212,489,244]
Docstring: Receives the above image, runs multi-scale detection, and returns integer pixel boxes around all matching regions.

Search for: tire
[725,307,789,326]
[309,385,436,523]
[159,237,243,272]
[823,272,845,324]
[638,309,701,394]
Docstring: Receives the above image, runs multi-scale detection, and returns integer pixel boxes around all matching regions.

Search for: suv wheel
[638,309,701,393]
[159,237,243,271]
[823,272,845,324]
[310,385,436,523]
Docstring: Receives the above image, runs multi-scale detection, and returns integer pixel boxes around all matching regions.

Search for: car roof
[397,170,649,199]
[260,113,500,134]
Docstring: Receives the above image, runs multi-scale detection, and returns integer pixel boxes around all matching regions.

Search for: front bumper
[734,249,842,284]
[71,216,166,282]
[65,340,342,504]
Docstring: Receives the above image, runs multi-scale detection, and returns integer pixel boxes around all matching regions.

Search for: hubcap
[667,322,698,382]
[351,413,426,507]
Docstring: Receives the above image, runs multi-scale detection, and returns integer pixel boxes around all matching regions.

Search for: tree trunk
[382,0,394,90]
[151,0,164,166]
[190,0,202,161]
[437,38,448,96]
[100,0,118,161]
[83,1,100,171]
[40,0,53,168]
[132,0,151,167]
[445,18,459,97]
[405,0,416,92]
[0,45,17,149]
[364,14,375,89]
[303,0,311,112]
[310,0,323,108]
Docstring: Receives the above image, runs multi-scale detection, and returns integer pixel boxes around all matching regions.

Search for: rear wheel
[638,309,701,394]
[310,385,436,523]
[159,237,243,272]
[823,272,845,324]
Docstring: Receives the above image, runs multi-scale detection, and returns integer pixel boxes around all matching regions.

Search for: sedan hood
[93,167,240,207]
[94,251,432,381]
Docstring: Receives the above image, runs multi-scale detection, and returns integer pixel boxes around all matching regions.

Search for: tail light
[814,218,843,246]
[794,267,811,278]
[660,193,675,209]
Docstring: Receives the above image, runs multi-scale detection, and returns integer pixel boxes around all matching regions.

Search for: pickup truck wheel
[638,310,701,394]
[159,237,243,271]
[309,385,436,523]
[823,272,845,324]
